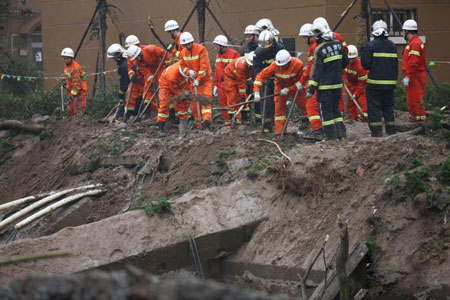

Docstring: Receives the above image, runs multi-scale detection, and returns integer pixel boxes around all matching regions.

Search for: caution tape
[428,61,450,66]
[0,69,118,82]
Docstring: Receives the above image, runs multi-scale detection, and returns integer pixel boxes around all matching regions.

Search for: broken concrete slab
[0,180,266,285]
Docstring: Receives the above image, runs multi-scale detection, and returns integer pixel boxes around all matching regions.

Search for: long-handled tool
[231,93,252,128]
[280,88,302,138]
[261,84,268,133]
[60,80,65,112]
[213,93,281,111]
[123,81,134,121]
[147,15,167,49]
[194,85,202,129]
[343,83,368,122]
[136,87,160,122]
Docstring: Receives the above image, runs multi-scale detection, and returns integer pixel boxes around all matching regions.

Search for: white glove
[213,86,218,97]
[286,100,292,106]
[402,77,410,88]
[295,82,303,90]
[280,87,290,96]
[306,91,313,99]
[193,79,199,87]
[351,94,357,100]
[254,91,261,103]
[188,70,197,79]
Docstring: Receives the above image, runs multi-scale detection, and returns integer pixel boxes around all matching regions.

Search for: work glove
[213,86,218,97]
[286,100,292,106]
[351,94,357,100]
[402,77,410,88]
[280,87,290,96]
[295,82,303,90]
[188,70,197,79]
[254,91,261,103]
[193,79,199,87]
[306,91,313,99]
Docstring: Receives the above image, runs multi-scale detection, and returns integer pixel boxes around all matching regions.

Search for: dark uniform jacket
[253,41,285,76]
[361,36,398,90]
[117,57,130,100]
[307,39,348,94]
[241,42,258,57]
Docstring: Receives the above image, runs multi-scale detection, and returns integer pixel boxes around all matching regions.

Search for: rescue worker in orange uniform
[213,35,240,126]
[224,51,255,125]
[61,47,87,117]
[127,44,172,117]
[157,61,191,135]
[125,35,145,116]
[299,23,323,139]
[344,45,368,120]
[401,19,427,123]
[179,32,213,128]
[254,50,305,136]
[164,20,184,62]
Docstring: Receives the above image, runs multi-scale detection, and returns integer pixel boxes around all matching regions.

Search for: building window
[371,8,417,37]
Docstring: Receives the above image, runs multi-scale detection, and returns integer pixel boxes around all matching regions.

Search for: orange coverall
[179,42,213,125]
[214,48,240,125]
[224,57,254,124]
[127,45,146,113]
[157,61,190,123]
[128,45,172,112]
[254,57,305,134]
[64,59,88,117]
[343,58,368,120]
[402,35,427,123]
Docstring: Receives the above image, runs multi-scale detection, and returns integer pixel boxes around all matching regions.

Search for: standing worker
[213,35,240,126]
[307,17,348,140]
[254,50,305,136]
[179,32,213,128]
[224,52,255,125]
[164,20,184,62]
[242,25,260,57]
[401,19,427,123]
[298,23,323,139]
[107,43,130,120]
[344,45,368,120]
[361,20,398,137]
[127,44,172,120]
[253,29,285,132]
[125,34,145,116]
[61,47,88,117]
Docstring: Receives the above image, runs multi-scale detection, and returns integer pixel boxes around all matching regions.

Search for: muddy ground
[0,112,449,298]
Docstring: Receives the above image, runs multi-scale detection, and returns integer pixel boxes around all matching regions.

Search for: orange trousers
[157,88,174,123]
[190,80,212,126]
[128,81,143,112]
[218,86,231,124]
[305,89,322,131]
[273,89,307,135]
[407,71,427,123]
[69,91,87,117]
[224,80,244,125]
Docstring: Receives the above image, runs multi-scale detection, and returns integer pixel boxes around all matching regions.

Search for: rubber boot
[241,111,250,124]
[179,119,188,136]
[385,124,396,135]
[335,121,347,141]
[323,124,338,140]
[169,108,179,124]
[263,122,273,133]
[303,129,324,141]
[158,122,165,135]
[369,125,383,137]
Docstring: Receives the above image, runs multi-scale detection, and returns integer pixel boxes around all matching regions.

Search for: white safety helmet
[402,19,418,31]
[244,25,260,35]
[299,23,313,37]
[255,18,274,31]
[246,51,255,66]
[275,49,291,66]
[107,43,125,58]
[61,47,74,58]
[347,45,358,58]
[372,20,388,37]
[213,35,228,47]
[126,45,142,61]
[164,20,180,32]
[125,35,140,48]
[179,32,194,45]
[311,17,332,39]
[258,30,275,49]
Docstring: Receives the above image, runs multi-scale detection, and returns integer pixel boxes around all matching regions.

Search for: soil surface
[0,113,449,298]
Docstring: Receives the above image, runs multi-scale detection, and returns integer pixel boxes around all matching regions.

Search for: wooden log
[0,120,44,134]
[0,250,71,266]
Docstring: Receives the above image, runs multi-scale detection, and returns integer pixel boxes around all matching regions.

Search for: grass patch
[251,162,265,171]
[439,155,450,184]
[86,154,100,173]
[129,198,171,217]
[405,167,431,195]
[408,155,423,169]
